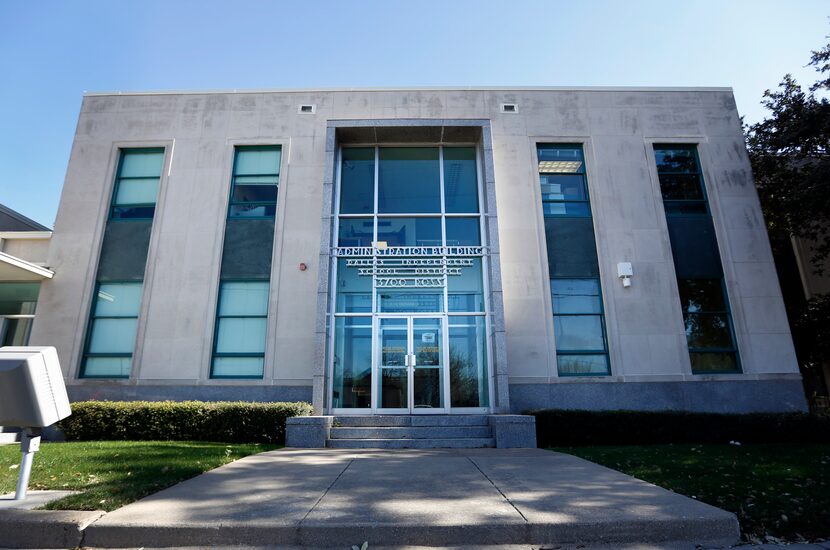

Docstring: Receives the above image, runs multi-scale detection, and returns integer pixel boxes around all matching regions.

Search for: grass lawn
[0,441,278,511]
[555,444,830,542]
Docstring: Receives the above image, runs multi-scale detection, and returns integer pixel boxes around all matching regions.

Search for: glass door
[412,317,444,411]
[377,317,409,412]
[376,315,447,413]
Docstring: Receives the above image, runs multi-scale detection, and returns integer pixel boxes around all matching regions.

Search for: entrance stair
[327,414,495,448]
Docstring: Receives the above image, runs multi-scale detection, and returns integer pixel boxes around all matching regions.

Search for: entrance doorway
[378,316,445,413]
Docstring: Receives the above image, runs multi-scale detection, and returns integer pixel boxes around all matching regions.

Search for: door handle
[404,354,410,367]
[410,353,416,368]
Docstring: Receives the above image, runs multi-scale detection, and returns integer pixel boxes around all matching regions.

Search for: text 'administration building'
[22,87,807,414]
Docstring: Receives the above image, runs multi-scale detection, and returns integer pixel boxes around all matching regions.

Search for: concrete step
[326,437,496,449]
[333,414,489,427]
[330,426,493,439]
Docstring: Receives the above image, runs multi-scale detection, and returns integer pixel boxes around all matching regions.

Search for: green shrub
[529,409,830,447]
[59,401,314,444]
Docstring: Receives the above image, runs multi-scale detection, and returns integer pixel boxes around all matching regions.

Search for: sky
[0,0,827,228]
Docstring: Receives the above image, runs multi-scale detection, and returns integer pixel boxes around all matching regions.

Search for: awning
[0,251,54,281]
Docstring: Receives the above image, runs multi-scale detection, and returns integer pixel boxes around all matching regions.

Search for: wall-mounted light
[617,262,633,288]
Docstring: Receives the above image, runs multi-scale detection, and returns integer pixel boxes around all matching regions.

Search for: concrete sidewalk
[82,448,740,548]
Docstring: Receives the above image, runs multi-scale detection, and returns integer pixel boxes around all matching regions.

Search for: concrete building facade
[5,87,807,414]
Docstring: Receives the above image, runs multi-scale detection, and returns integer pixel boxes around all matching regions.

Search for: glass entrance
[378,316,445,413]
[329,145,492,414]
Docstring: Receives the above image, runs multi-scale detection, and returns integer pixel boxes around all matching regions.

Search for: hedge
[529,409,830,447]
[59,401,314,444]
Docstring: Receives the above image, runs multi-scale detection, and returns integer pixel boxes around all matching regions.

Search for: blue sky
[1,0,827,227]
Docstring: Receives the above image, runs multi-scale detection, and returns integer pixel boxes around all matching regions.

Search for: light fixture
[538,161,582,173]
[617,262,633,288]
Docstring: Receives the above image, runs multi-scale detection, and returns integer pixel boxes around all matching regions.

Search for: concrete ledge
[489,415,537,448]
[509,379,808,413]
[0,509,105,549]
[286,416,332,448]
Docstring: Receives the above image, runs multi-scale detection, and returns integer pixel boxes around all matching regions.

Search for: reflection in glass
[379,290,443,313]
[413,318,443,408]
[448,258,484,312]
[449,316,488,407]
[378,148,440,213]
[445,217,480,246]
[377,217,441,247]
[340,148,375,214]
[332,316,372,408]
[551,279,601,314]
[380,368,408,408]
[335,258,372,313]
[554,315,605,351]
[338,218,374,247]
[443,147,478,213]
[557,354,609,375]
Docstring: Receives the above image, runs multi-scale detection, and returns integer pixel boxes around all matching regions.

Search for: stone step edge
[81,517,741,548]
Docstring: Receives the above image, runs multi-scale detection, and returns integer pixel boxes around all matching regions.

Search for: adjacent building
[4,87,808,414]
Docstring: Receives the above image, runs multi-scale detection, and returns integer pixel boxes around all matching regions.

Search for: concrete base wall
[66,385,313,403]
[509,379,808,413]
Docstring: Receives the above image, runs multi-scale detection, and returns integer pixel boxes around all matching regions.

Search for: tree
[746,37,830,398]
[746,42,830,273]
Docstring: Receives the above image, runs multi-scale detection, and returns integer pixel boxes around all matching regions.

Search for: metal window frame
[329,143,493,414]
[537,143,612,377]
[209,279,270,380]
[227,145,281,220]
[79,280,143,379]
[108,148,165,221]
[653,144,743,374]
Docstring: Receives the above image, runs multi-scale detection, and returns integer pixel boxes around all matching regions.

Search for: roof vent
[500,103,518,113]
[298,104,316,114]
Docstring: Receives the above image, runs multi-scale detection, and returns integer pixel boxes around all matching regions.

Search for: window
[81,282,142,377]
[211,281,269,378]
[228,146,281,218]
[538,144,610,375]
[110,148,164,219]
[0,282,40,346]
[654,145,740,373]
[212,145,281,378]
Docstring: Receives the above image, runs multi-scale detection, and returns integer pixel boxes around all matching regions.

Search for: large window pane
[657,174,705,201]
[445,217,480,246]
[690,352,739,374]
[449,316,488,407]
[215,317,267,353]
[554,315,605,351]
[87,318,138,354]
[115,178,160,205]
[377,217,441,247]
[557,354,609,375]
[685,313,733,349]
[338,218,373,247]
[540,174,587,202]
[544,217,600,278]
[212,357,264,378]
[229,146,280,219]
[1,318,33,346]
[677,279,727,313]
[551,279,601,314]
[94,283,144,317]
[0,282,40,315]
[234,148,281,177]
[378,290,443,313]
[378,147,440,213]
[120,150,164,178]
[336,258,372,313]
[654,147,698,173]
[332,316,372,408]
[443,147,479,213]
[82,357,132,377]
[217,281,269,316]
[448,258,484,312]
[340,148,375,214]
[111,149,163,218]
